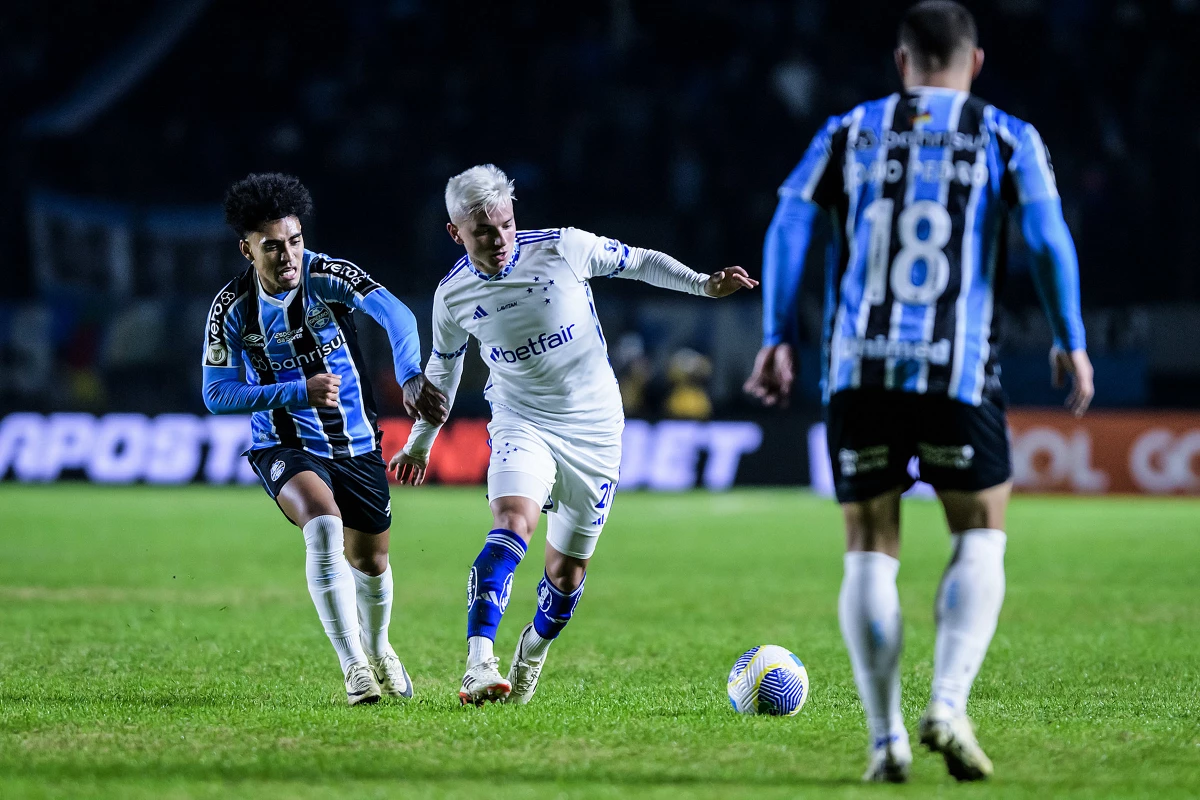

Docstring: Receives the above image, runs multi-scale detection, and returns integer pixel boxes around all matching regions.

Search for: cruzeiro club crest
[306,303,332,329]
[537,580,552,613]
[270,459,286,482]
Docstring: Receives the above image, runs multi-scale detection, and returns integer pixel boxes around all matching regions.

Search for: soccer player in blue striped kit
[202,173,447,706]
[746,1,1095,783]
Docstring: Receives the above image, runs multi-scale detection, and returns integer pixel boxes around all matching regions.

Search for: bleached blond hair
[444,164,516,222]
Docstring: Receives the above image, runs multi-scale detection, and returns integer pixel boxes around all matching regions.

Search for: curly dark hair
[222,172,314,237]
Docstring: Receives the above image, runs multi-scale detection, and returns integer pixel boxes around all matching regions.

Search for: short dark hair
[223,172,313,238]
[898,1,978,72]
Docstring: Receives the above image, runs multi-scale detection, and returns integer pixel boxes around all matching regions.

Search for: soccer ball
[727,645,809,716]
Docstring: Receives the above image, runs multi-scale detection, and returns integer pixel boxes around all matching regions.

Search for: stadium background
[2,4,1199,799]
[1,0,1198,494]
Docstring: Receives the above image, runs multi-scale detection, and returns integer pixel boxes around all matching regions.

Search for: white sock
[931,528,1006,714]
[351,564,394,659]
[839,551,906,748]
[302,515,366,674]
[467,635,494,667]
[521,625,554,662]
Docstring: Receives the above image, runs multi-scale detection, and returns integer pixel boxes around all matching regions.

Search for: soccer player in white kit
[389,165,757,705]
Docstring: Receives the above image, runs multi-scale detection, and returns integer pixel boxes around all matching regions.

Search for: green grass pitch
[0,485,1197,799]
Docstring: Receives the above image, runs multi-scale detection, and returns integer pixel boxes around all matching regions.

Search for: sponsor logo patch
[243,334,265,347]
[839,445,889,477]
[918,443,975,470]
[466,566,478,609]
[274,328,304,344]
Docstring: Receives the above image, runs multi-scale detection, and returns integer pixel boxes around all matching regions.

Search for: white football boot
[367,649,414,699]
[344,662,382,707]
[459,657,511,706]
[919,700,994,781]
[504,622,546,705]
[862,734,912,783]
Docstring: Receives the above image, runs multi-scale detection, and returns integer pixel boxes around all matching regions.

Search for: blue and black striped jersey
[768,87,1083,406]
[202,250,421,458]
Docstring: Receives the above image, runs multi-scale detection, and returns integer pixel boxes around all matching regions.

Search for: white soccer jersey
[405,227,711,453]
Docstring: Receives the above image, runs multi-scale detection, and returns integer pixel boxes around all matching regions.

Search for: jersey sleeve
[307,254,385,304]
[403,292,469,457]
[1001,117,1060,206]
[199,284,308,413]
[761,195,822,347]
[309,253,423,386]
[557,227,632,281]
[778,115,845,210]
[355,289,424,387]
[201,284,245,370]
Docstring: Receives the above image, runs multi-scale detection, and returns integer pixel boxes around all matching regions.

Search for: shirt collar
[465,239,521,282]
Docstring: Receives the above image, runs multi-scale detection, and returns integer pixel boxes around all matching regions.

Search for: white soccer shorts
[486,407,621,560]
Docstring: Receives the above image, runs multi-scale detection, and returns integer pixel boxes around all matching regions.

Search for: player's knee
[545,557,586,594]
[493,509,536,540]
[939,484,1010,533]
[301,514,344,555]
[287,495,340,529]
[842,492,901,554]
[347,550,389,576]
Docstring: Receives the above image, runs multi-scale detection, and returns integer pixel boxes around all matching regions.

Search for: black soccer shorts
[246,445,393,534]
[824,388,1012,504]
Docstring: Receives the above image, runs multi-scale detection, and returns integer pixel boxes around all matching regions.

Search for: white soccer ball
[727,645,809,716]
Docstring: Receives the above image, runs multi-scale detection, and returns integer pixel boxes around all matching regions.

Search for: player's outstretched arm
[744,194,820,408]
[356,288,448,423]
[1020,198,1093,416]
[603,245,758,297]
[389,295,468,486]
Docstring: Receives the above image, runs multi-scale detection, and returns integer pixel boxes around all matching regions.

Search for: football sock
[302,515,367,674]
[465,529,527,665]
[351,563,394,658]
[931,528,1007,714]
[467,635,494,667]
[525,572,586,661]
[839,551,906,748]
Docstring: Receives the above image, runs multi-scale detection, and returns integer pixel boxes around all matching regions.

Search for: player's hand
[388,449,428,486]
[743,343,795,408]
[1050,346,1094,418]
[704,266,759,298]
[306,373,341,408]
[402,374,449,424]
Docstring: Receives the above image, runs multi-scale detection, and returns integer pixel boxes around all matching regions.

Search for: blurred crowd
[1,0,1198,414]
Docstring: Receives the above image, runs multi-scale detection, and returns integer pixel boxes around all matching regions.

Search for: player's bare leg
[920,481,1011,781]
[344,527,412,698]
[505,544,588,705]
[840,487,912,783]
[460,495,540,705]
[277,472,379,706]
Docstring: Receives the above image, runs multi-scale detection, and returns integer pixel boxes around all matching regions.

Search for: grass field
[0,485,1197,799]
